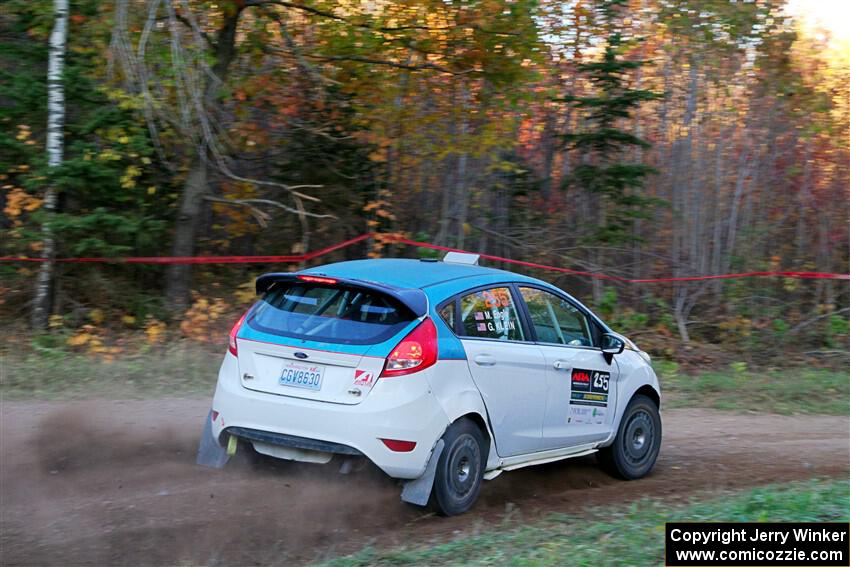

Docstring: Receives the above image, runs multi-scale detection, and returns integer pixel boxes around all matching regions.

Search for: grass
[655,360,850,415]
[1,345,848,413]
[0,342,221,400]
[319,478,850,567]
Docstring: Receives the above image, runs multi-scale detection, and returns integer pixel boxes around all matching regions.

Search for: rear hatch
[236,278,418,405]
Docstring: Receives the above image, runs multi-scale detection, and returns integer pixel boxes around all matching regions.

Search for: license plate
[279,362,325,391]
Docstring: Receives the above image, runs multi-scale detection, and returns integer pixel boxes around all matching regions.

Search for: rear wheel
[432,419,486,516]
[598,394,661,479]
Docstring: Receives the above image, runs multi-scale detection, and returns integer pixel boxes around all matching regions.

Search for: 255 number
[593,373,609,392]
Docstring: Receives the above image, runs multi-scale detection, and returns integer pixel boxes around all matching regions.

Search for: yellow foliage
[67,322,121,361]
[145,317,167,345]
[48,315,64,329]
[67,324,101,348]
[67,332,92,346]
[89,308,105,324]
[180,296,231,343]
[97,148,121,161]
[121,165,141,189]
[121,314,137,326]
[3,187,43,217]
[15,124,31,141]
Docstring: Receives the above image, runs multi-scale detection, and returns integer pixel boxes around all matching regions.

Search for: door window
[518,287,593,346]
[459,287,525,341]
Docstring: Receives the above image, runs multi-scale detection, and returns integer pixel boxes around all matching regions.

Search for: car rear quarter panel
[425,360,501,471]
[428,303,501,470]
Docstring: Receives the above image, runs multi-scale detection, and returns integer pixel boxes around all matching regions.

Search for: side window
[459,287,525,341]
[438,301,455,330]
[518,287,593,347]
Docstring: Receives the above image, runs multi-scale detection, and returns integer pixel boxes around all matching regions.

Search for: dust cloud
[2,399,848,566]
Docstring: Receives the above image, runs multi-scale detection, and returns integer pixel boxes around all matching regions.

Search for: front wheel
[432,419,486,516]
[598,394,661,479]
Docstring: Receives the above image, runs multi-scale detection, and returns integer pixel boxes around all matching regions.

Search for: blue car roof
[302,258,541,290]
[267,258,612,333]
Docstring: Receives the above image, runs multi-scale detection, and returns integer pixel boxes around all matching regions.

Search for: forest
[1,0,848,362]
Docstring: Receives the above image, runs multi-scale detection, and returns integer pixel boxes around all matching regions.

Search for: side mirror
[601,333,625,355]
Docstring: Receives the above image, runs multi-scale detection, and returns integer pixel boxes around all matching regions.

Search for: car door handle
[553,360,570,370]
[474,354,496,366]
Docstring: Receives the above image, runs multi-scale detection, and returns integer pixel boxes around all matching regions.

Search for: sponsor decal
[353,369,374,386]
[571,391,608,406]
[570,369,610,407]
[568,405,592,424]
[571,369,591,391]
[568,405,607,424]
[591,406,607,424]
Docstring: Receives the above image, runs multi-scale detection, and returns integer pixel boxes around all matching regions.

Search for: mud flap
[400,439,444,507]
[196,410,231,469]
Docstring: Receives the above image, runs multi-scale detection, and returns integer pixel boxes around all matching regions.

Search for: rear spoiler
[255,272,428,318]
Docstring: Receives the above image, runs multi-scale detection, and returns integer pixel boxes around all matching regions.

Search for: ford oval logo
[294,352,309,359]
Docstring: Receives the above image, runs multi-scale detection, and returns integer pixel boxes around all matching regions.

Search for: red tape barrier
[2,232,848,282]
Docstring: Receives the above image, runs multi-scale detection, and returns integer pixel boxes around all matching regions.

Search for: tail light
[380,438,417,452]
[380,318,438,378]
[228,311,248,356]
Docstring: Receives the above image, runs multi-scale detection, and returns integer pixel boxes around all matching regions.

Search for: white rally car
[198,253,661,515]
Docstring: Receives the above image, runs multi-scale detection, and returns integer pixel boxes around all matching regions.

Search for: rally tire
[432,418,486,516]
[598,394,661,480]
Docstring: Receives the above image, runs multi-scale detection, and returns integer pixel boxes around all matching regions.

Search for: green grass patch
[0,343,220,400]
[655,361,850,414]
[321,478,850,567]
[2,346,848,413]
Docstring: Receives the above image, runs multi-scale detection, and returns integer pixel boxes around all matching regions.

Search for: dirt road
[1,398,848,566]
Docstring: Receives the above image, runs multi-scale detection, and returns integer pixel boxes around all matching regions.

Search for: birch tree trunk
[31,0,69,329]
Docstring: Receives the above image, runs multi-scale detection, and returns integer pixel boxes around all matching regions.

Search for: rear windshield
[247,282,415,345]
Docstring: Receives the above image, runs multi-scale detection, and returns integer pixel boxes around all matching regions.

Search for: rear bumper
[225,427,364,456]
[210,353,451,479]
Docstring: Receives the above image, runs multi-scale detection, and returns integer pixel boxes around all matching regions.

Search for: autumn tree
[561,30,658,244]
[558,1,658,307]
